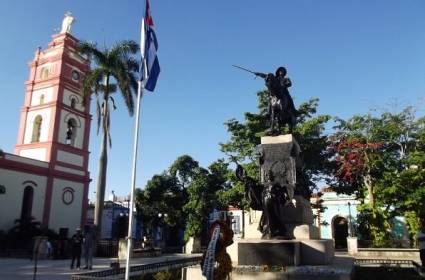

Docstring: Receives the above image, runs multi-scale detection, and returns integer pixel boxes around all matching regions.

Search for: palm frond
[77,41,108,66]
[109,40,139,59]
[96,100,101,135]
[117,73,137,116]
[110,96,117,110]
[107,84,118,93]
[126,57,140,73]
[80,40,140,148]
[81,68,107,105]
[108,130,112,148]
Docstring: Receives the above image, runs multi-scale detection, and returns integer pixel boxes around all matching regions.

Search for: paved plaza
[0,254,200,280]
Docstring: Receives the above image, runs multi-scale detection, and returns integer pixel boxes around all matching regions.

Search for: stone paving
[1,252,420,280]
[0,254,199,280]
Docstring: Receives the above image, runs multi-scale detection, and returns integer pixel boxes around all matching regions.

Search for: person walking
[83,225,95,270]
[46,240,52,259]
[70,228,83,269]
[417,219,425,270]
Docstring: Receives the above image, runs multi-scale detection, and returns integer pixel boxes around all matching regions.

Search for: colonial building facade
[0,26,91,237]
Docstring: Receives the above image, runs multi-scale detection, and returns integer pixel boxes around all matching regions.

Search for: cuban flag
[141,0,160,91]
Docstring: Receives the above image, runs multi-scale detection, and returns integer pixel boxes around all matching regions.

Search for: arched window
[31,115,43,143]
[40,67,49,79]
[66,118,77,145]
[21,186,34,220]
[70,98,77,109]
[39,94,45,105]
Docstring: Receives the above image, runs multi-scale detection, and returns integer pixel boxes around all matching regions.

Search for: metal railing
[96,240,118,258]
[355,258,415,267]
[70,256,202,280]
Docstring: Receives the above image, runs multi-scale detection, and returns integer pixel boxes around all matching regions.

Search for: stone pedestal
[293,224,320,239]
[237,239,334,266]
[232,134,335,267]
[347,237,358,255]
[118,239,132,260]
[257,134,314,239]
[184,236,202,254]
[238,239,301,266]
[299,239,334,265]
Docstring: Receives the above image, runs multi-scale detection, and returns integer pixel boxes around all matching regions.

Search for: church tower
[5,14,93,231]
[15,19,91,171]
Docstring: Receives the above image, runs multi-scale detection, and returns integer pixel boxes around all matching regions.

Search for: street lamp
[158,213,168,219]
[156,213,168,248]
[348,202,354,237]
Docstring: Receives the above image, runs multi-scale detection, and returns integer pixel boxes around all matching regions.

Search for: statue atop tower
[60,12,75,34]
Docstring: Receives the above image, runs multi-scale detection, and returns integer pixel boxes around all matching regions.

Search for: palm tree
[77,40,139,240]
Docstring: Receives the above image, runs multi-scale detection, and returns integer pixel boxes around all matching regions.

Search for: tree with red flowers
[330,107,425,246]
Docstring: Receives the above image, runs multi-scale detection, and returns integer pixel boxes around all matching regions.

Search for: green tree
[330,107,425,246]
[77,40,139,239]
[135,155,201,243]
[183,160,230,241]
[136,155,229,242]
[169,155,199,189]
[135,172,185,235]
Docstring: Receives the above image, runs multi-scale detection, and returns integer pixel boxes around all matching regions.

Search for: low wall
[356,248,419,259]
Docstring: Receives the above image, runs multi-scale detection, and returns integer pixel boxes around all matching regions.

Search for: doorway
[333,216,348,249]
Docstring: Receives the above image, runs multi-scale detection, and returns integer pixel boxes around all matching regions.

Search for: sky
[0,1,424,201]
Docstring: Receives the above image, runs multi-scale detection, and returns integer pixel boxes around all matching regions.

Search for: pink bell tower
[14,15,92,227]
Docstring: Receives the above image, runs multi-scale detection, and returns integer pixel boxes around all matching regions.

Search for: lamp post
[156,213,167,248]
[348,202,354,237]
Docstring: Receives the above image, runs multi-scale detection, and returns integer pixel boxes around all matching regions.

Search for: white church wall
[56,150,83,167]
[5,153,48,168]
[40,49,60,59]
[49,178,84,232]
[30,87,54,106]
[20,148,47,162]
[0,168,47,231]
[54,165,85,176]
[23,107,52,144]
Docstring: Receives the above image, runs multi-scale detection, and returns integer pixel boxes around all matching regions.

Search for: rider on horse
[263,67,297,134]
[232,65,298,134]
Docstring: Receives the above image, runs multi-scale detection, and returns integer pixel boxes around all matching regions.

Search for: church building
[0,17,91,237]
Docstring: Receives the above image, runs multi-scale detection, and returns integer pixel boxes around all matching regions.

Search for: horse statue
[264,72,297,135]
[232,65,298,135]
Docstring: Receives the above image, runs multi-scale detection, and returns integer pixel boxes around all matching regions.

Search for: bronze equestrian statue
[233,65,298,135]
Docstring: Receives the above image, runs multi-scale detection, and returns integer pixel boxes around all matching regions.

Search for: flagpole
[125,80,143,280]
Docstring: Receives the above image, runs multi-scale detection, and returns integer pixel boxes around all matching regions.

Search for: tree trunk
[94,129,108,241]
[94,83,110,243]
[364,174,374,208]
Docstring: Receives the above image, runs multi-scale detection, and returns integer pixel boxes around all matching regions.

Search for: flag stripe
[140,0,160,92]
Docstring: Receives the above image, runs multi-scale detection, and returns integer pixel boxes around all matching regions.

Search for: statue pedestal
[259,134,314,238]
[292,224,320,239]
[118,239,132,260]
[347,237,358,255]
[232,134,335,266]
[238,239,300,266]
[238,239,334,266]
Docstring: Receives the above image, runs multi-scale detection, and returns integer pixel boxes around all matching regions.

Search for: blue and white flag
[141,0,160,91]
